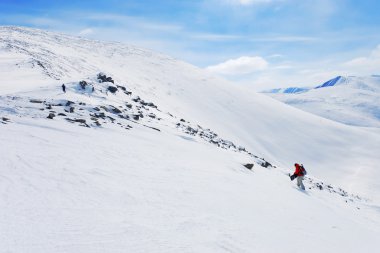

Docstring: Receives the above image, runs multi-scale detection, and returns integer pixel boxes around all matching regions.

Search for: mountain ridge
[262,75,380,127]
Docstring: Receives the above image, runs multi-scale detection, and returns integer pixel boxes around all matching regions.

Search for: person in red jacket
[290,163,305,190]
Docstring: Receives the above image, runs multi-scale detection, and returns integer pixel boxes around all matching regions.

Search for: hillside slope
[1,26,380,199]
[1,26,380,252]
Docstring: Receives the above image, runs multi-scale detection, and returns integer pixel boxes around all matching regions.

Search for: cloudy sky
[1,0,379,90]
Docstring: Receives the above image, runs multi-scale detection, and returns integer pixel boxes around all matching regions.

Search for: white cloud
[190,32,242,41]
[78,28,94,36]
[239,0,271,5]
[206,56,268,75]
[224,0,282,5]
[250,36,317,42]
[268,54,284,58]
[343,44,380,74]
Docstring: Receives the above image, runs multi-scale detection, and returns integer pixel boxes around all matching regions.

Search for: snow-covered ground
[262,75,380,128]
[1,26,380,252]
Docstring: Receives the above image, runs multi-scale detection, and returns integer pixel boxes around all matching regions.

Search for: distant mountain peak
[315,76,344,89]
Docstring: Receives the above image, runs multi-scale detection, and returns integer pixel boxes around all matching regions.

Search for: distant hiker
[290,163,306,190]
[62,84,66,93]
[92,86,95,92]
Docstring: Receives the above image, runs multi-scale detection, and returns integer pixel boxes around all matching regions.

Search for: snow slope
[262,75,380,128]
[1,26,380,252]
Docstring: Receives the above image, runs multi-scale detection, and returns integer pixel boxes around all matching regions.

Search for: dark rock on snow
[107,86,118,93]
[79,80,87,90]
[97,73,114,83]
[47,113,55,119]
[243,164,254,170]
[66,100,74,106]
[30,99,43,103]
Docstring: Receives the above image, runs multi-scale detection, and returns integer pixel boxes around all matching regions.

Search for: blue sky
[1,0,380,89]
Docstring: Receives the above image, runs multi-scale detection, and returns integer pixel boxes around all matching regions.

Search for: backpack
[300,164,307,176]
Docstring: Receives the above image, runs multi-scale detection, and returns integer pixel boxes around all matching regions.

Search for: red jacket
[294,163,303,176]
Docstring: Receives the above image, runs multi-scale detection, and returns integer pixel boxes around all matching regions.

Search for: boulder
[30,99,43,103]
[132,96,141,102]
[66,101,74,106]
[116,85,126,91]
[97,73,114,83]
[260,161,272,168]
[47,113,55,119]
[111,106,122,114]
[74,118,86,124]
[79,80,87,90]
[243,164,254,170]
[107,86,118,93]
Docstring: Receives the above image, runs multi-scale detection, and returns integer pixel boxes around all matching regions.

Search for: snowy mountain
[262,75,380,127]
[1,26,380,252]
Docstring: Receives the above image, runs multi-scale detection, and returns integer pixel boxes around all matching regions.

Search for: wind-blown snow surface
[1,26,380,252]
[262,75,380,128]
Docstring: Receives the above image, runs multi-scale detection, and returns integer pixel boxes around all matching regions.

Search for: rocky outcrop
[97,73,114,83]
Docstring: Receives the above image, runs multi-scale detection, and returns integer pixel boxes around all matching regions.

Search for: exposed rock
[125,103,132,109]
[238,146,247,152]
[94,112,106,118]
[118,114,129,119]
[74,118,86,124]
[132,96,141,102]
[100,106,108,112]
[243,164,254,170]
[30,99,43,103]
[107,116,115,122]
[110,106,122,114]
[47,113,55,119]
[140,100,157,108]
[69,107,74,113]
[116,85,126,91]
[66,118,86,124]
[46,104,52,109]
[93,107,100,111]
[133,114,140,120]
[97,73,114,83]
[79,80,87,90]
[58,113,66,116]
[260,161,272,168]
[66,100,74,106]
[2,117,10,122]
[107,86,118,93]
